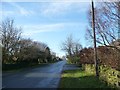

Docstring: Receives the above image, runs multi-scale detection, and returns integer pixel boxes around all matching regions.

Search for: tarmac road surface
[2,60,66,88]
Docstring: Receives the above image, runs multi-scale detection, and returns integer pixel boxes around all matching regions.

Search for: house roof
[111,39,120,46]
[35,43,48,52]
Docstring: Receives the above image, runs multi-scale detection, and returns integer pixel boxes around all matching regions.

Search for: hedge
[83,64,120,89]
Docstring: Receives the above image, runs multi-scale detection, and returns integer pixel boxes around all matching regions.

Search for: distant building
[35,42,51,63]
[110,39,120,49]
[62,56,66,60]
[51,52,56,61]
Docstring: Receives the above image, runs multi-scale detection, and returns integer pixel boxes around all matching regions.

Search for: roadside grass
[59,69,112,88]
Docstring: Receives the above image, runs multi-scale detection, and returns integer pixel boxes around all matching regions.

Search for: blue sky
[1,1,92,57]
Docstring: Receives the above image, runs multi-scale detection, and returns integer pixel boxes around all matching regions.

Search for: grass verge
[59,69,112,88]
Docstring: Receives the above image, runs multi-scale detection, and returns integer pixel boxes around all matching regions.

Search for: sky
[1,1,93,57]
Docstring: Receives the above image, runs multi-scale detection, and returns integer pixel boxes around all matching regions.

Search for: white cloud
[22,23,64,36]
[42,2,72,16]
[1,2,35,17]
[41,2,90,17]
[0,10,14,17]
[1,2,89,17]
[22,22,87,36]
[10,2,35,16]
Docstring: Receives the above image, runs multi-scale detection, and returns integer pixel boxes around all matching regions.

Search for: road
[2,60,66,88]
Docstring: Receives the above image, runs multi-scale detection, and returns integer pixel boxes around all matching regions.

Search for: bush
[82,64,120,89]
[67,55,80,65]
[79,46,120,70]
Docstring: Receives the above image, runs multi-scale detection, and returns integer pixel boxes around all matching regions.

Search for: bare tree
[72,41,82,55]
[61,35,82,55]
[86,2,120,51]
[61,34,74,56]
[61,34,82,64]
[1,19,22,64]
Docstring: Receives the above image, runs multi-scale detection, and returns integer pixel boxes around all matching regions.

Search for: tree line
[85,1,120,70]
[61,2,120,70]
[0,19,56,65]
[86,2,120,51]
[61,34,83,64]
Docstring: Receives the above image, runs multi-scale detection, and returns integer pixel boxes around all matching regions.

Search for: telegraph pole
[91,0,99,77]
[118,1,120,39]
